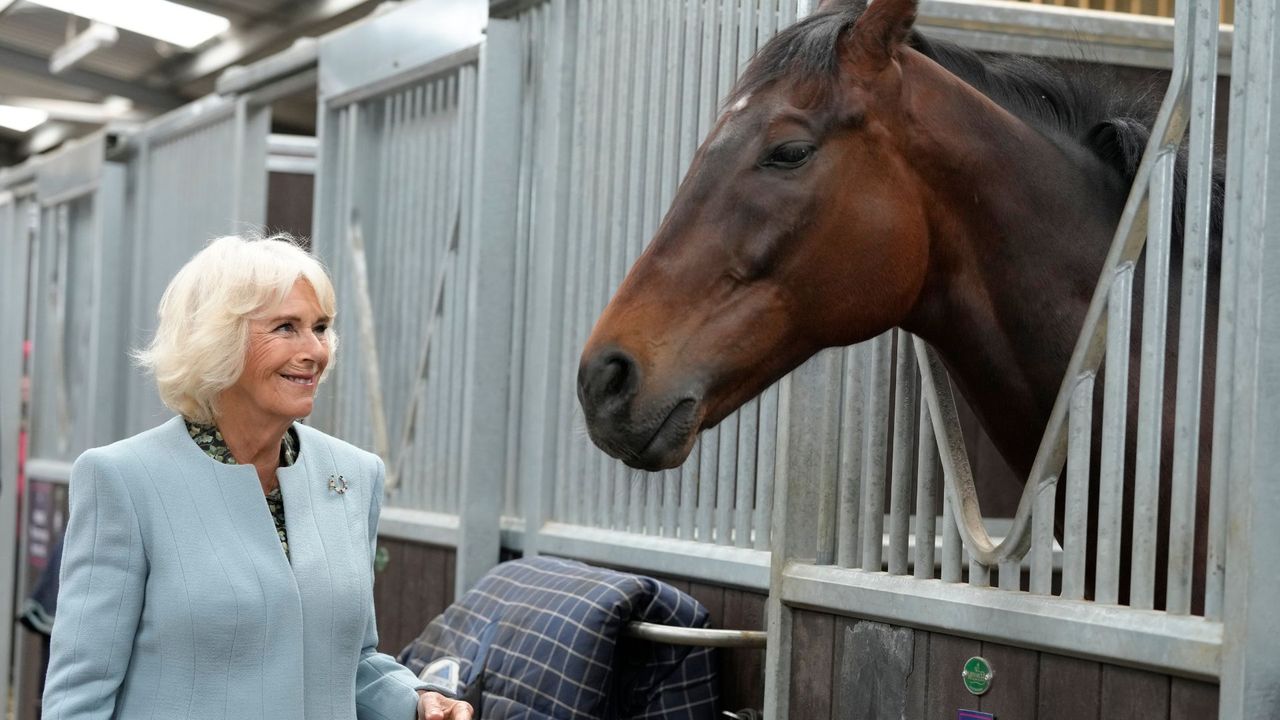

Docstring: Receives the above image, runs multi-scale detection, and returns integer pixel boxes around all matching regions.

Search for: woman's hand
[417,690,474,720]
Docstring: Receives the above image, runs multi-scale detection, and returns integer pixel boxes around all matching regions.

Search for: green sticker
[374,545,390,573]
[962,656,994,696]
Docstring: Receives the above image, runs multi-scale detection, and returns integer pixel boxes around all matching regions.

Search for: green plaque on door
[962,656,994,696]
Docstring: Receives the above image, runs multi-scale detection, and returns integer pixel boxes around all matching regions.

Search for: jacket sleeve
[355,456,429,720]
[42,449,148,720]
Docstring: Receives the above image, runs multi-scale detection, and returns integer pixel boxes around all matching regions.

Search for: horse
[576,0,1222,610]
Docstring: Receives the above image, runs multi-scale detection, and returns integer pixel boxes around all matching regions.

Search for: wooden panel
[1170,677,1219,720]
[926,632,983,718]
[686,581,726,624]
[373,538,455,655]
[396,538,431,654]
[789,609,835,720]
[832,618,920,719]
[266,171,314,243]
[719,588,766,714]
[979,642,1039,717]
[1101,665,1170,720]
[906,629,930,719]
[1038,653,1101,720]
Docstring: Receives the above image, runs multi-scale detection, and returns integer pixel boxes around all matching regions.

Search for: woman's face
[223,279,332,426]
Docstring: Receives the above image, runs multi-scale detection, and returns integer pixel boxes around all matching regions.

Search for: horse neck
[896,52,1128,477]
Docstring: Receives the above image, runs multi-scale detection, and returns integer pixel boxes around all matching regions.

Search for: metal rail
[623,622,767,649]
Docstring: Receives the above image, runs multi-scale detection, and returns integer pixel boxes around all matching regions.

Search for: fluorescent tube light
[28,0,230,49]
[0,105,49,133]
[50,21,118,74]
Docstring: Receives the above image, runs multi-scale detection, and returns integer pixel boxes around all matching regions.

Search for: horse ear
[1084,118,1149,182]
[844,0,918,70]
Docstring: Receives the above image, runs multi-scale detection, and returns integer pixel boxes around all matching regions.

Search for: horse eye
[762,142,816,169]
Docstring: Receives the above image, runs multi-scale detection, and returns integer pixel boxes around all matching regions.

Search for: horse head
[577,0,932,471]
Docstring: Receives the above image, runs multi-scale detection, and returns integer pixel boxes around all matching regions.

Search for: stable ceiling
[0,0,385,165]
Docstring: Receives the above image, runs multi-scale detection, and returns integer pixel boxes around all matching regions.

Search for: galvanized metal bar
[657,0,684,210]
[1095,264,1134,605]
[680,445,699,541]
[456,20,521,591]
[1219,0,1280,712]
[969,556,990,588]
[782,564,1222,682]
[662,469,679,538]
[914,400,938,580]
[716,413,739,545]
[779,0,796,29]
[1130,148,1176,610]
[888,332,918,575]
[697,0,719,139]
[697,428,719,542]
[718,0,739,106]
[737,0,758,75]
[734,397,759,548]
[1062,374,1095,601]
[1030,475,1057,595]
[624,622,767,648]
[860,332,892,571]
[998,558,1021,591]
[836,344,864,567]
[604,0,630,533]
[758,0,778,46]
[941,474,962,582]
[536,521,770,590]
[678,0,703,174]
[754,382,779,551]
[1166,0,1220,617]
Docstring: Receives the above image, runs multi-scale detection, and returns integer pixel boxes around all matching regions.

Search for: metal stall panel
[25,137,130,471]
[310,0,489,577]
[508,0,811,592]
[122,99,271,436]
[0,176,35,720]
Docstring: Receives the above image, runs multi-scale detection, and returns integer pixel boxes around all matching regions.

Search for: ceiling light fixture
[0,104,50,133]
[50,20,118,74]
[27,0,230,49]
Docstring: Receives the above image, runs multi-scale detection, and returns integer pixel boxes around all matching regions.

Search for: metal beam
[0,43,184,111]
[167,0,382,86]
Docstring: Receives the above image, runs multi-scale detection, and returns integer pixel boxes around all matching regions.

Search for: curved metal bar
[912,0,1201,568]
[622,621,767,648]
[915,338,1040,566]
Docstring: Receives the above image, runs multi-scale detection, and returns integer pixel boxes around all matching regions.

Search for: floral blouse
[186,421,297,560]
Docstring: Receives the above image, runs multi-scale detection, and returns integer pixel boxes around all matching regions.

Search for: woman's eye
[314,324,328,335]
[274,322,294,333]
[762,142,816,169]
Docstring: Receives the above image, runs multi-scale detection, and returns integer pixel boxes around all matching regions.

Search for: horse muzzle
[577,346,702,471]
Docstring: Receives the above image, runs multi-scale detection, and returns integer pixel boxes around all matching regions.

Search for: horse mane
[731,8,1224,247]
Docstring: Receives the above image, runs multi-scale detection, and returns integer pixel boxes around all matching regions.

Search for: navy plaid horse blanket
[398,557,719,719]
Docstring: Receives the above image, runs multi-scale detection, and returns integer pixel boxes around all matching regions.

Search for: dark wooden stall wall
[655,577,769,715]
[787,609,1219,720]
[17,480,70,720]
[266,171,315,246]
[373,536,456,656]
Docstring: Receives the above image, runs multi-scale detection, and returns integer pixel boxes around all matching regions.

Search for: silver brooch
[328,475,349,494]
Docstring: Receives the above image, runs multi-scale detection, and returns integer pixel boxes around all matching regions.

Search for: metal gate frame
[0,162,38,720]
[309,0,505,597]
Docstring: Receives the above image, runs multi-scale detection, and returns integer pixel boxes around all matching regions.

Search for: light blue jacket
[43,417,426,720]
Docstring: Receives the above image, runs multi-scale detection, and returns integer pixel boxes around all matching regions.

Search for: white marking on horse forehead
[730,93,751,113]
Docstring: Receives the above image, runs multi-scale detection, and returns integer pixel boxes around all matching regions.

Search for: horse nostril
[579,349,640,411]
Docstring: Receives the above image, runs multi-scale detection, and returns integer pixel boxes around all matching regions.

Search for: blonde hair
[135,233,339,424]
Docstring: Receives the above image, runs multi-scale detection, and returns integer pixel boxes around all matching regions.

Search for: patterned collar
[185,420,299,468]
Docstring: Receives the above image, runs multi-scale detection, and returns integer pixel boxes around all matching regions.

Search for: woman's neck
[211,406,292,492]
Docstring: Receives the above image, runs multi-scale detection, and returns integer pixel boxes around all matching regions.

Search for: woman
[42,234,472,720]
